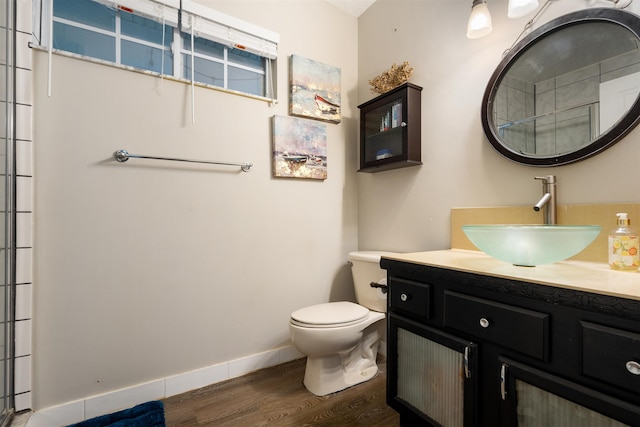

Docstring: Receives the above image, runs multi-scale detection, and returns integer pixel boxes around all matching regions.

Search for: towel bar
[113,149,253,172]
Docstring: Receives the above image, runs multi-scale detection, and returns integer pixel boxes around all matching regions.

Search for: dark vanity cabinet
[357,83,422,172]
[381,257,640,427]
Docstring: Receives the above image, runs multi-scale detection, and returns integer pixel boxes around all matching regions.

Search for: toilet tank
[348,251,397,313]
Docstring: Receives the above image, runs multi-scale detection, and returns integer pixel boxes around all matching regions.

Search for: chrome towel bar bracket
[113,149,253,172]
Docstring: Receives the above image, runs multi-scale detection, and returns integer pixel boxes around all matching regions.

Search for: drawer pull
[480,318,490,328]
[400,293,408,302]
[626,361,640,375]
[500,363,508,400]
[464,346,471,379]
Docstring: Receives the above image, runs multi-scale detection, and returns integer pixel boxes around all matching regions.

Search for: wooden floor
[163,357,400,426]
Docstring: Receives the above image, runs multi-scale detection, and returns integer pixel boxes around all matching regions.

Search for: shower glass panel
[0,0,15,425]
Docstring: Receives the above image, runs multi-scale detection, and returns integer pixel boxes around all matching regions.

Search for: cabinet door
[361,94,406,166]
[499,357,640,426]
[358,83,422,172]
[388,313,478,427]
[581,321,640,398]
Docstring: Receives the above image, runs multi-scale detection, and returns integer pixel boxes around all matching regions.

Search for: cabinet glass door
[500,357,639,426]
[388,313,477,426]
[362,97,405,165]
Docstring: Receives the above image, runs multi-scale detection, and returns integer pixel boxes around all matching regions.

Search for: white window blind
[92,0,181,26]
[36,0,279,101]
[180,0,279,59]
[58,0,279,60]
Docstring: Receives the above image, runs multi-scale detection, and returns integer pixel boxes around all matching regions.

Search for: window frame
[34,0,278,102]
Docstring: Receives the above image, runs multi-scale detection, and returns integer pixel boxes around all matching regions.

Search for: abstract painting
[290,55,341,124]
[272,115,327,180]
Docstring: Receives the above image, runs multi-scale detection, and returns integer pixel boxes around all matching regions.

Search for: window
[53,0,174,74]
[182,32,266,96]
[35,0,278,100]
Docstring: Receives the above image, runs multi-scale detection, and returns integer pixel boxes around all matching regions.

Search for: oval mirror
[482,8,640,166]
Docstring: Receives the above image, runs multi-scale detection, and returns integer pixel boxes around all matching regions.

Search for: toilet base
[302,328,381,396]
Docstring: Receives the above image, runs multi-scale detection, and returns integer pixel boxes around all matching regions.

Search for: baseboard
[26,345,304,427]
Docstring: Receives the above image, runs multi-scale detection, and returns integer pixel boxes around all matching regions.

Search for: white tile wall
[15,248,32,285]
[15,68,31,105]
[15,141,32,177]
[15,283,31,320]
[15,0,34,413]
[14,356,31,396]
[15,32,32,71]
[16,212,32,248]
[16,0,31,36]
[14,320,31,357]
[15,176,32,213]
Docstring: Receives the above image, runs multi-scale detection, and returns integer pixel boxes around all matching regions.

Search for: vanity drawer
[389,277,430,319]
[444,291,549,360]
[582,321,640,395]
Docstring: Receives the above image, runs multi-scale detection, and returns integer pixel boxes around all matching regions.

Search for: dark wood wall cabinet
[381,254,640,427]
[357,83,422,173]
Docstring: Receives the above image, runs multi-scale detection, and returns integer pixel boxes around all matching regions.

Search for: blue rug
[67,401,165,427]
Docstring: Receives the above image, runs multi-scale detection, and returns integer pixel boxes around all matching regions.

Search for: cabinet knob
[401,121,407,127]
[400,293,408,302]
[626,361,640,375]
[479,318,490,328]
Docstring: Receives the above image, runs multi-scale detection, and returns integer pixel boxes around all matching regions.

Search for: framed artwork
[272,115,327,180]
[290,55,341,124]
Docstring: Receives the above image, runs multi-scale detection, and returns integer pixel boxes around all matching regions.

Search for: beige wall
[32,1,359,410]
[357,0,640,253]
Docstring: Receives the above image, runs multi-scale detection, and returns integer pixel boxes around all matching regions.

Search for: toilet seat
[290,301,369,328]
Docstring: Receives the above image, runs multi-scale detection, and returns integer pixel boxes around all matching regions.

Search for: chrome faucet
[533,175,557,225]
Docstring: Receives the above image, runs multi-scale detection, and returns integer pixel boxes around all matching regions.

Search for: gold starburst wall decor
[368,61,414,94]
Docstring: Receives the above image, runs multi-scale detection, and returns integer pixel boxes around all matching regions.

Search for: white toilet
[289,251,395,396]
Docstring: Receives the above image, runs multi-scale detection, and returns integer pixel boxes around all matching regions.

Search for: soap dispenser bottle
[608,212,639,271]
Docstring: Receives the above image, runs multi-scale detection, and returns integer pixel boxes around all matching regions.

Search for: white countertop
[382,249,640,302]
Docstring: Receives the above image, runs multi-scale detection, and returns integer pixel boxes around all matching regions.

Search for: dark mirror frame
[481,8,640,167]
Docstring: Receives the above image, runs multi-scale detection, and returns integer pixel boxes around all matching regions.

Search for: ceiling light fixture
[503,0,555,52]
[467,0,633,41]
[467,0,493,39]
[508,0,540,18]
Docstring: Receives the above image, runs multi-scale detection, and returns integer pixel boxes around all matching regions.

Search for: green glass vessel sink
[462,225,602,266]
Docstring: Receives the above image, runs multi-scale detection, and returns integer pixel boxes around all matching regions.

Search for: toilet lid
[291,302,369,327]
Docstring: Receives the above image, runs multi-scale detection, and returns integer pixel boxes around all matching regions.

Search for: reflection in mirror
[482,8,640,166]
[498,21,640,156]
